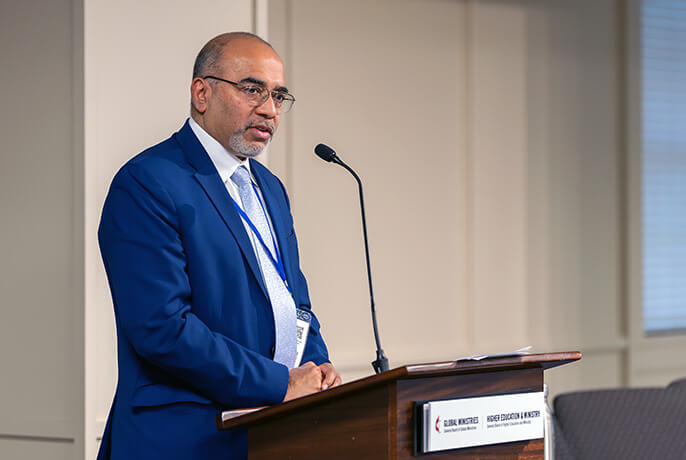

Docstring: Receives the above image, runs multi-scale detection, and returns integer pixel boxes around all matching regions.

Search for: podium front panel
[395,367,544,459]
[247,384,392,460]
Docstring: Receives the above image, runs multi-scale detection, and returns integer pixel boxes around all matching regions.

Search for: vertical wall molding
[464,0,476,348]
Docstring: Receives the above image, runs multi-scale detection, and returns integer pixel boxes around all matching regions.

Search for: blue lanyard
[230,183,290,291]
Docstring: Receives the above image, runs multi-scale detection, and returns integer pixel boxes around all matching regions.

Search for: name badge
[294,308,312,367]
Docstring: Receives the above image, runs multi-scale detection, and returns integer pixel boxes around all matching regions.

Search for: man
[97,32,341,459]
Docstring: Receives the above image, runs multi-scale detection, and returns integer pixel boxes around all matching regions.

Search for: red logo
[435,416,441,433]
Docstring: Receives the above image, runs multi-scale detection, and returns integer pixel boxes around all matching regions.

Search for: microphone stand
[330,156,390,374]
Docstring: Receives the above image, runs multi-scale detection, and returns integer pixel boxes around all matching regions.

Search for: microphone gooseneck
[313,143,390,374]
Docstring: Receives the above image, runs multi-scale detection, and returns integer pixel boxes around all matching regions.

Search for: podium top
[217,351,581,431]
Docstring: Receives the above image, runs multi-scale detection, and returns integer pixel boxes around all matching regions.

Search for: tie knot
[231,165,252,189]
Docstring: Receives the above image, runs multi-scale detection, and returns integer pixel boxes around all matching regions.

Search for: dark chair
[553,379,686,460]
[552,414,576,460]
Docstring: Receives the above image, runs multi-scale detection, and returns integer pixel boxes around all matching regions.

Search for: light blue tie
[231,165,298,369]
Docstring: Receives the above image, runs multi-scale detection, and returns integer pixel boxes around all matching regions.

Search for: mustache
[244,121,275,135]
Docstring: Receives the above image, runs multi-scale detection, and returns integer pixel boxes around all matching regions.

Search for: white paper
[458,346,533,362]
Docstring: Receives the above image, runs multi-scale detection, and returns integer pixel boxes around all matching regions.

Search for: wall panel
[521,0,625,394]
[0,439,74,460]
[269,0,470,378]
[470,1,529,351]
[269,0,627,393]
[0,0,82,452]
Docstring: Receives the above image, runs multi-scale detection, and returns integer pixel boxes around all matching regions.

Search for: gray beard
[229,131,271,158]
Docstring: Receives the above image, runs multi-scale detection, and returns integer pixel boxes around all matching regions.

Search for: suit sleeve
[300,308,331,366]
[99,162,289,408]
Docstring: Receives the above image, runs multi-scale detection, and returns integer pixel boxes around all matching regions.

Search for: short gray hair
[192,32,273,79]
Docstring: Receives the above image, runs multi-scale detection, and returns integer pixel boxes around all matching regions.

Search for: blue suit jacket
[97,120,330,459]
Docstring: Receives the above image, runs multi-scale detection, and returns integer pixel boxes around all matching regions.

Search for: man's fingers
[319,363,341,390]
[323,369,336,384]
[320,363,333,388]
[284,362,325,401]
[328,373,342,388]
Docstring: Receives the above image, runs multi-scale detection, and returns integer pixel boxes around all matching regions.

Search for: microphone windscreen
[314,143,337,162]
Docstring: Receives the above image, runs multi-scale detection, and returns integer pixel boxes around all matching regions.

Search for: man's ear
[190,77,209,114]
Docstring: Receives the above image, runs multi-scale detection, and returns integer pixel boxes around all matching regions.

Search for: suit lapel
[174,121,269,300]
[250,159,297,291]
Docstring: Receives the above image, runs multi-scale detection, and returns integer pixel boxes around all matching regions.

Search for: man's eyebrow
[239,77,289,93]
[239,77,266,86]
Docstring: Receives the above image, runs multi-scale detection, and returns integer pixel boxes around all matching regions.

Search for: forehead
[219,40,285,87]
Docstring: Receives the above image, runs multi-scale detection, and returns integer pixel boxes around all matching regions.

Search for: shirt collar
[188,117,254,184]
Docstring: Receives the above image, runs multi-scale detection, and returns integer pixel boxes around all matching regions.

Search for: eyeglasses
[203,76,295,113]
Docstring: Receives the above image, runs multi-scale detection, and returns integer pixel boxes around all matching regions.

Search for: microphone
[314,143,338,163]
[314,143,390,374]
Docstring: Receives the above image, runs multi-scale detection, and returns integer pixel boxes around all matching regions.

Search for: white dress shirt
[188,117,281,277]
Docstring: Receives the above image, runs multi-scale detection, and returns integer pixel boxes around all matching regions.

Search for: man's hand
[284,361,323,401]
[319,362,342,390]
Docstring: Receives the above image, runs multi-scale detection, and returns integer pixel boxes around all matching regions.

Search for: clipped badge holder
[293,307,312,367]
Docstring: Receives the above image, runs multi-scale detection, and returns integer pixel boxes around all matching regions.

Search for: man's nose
[255,93,278,118]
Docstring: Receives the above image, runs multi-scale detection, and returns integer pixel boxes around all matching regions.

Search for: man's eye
[272,93,287,103]
[242,86,263,95]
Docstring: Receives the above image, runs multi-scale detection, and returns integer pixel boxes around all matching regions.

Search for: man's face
[193,39,286,159]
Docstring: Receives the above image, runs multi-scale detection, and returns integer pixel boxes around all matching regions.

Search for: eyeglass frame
[202,75,296,113]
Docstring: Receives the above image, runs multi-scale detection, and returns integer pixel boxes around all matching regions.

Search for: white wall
[0,1,256,459]
[267,0,631,395]
[268,0,471,374]
[2,1,685,459]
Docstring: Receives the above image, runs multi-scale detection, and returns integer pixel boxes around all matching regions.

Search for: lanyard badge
[294,308,312,367]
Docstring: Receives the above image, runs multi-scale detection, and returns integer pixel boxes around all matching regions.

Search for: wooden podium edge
[216,351,581,431]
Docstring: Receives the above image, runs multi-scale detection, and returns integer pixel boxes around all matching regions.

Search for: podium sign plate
[418,392,544,454]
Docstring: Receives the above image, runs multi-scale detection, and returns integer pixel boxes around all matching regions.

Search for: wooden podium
[217,352,581,459]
